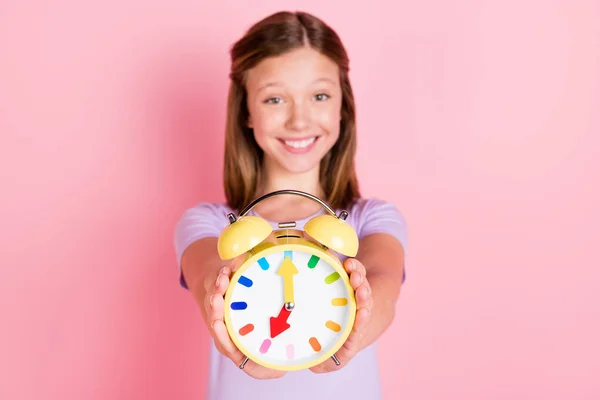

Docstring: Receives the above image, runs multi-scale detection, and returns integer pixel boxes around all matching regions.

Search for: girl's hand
[203,257,287,380]
[309,258,373,374]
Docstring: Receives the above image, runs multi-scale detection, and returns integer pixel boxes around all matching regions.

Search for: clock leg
[331,354,340,366]
[239,357,249,369]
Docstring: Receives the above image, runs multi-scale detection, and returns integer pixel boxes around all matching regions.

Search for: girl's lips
[278,136,319,154]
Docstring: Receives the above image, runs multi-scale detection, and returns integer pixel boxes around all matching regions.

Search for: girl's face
[245,46,343,176]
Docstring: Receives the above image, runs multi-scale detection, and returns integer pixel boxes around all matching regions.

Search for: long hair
[223,11,360,211]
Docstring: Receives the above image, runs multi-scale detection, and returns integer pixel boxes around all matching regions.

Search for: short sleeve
[173,202,232,289]
[353,198,408,282]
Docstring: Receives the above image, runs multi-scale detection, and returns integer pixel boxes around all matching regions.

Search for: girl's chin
[264,155,321,175]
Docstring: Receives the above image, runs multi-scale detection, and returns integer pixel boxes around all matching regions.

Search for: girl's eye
[315,93,330,101]
[264,97,282,104]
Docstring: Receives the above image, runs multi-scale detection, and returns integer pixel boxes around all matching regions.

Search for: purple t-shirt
[174,197,407,400]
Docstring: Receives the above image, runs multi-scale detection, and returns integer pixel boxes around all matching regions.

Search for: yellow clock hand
[277,257,299,310]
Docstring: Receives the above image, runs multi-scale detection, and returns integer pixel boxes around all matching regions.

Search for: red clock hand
[269,304,292,338]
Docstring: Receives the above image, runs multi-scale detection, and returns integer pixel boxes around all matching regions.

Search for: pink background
[1,0,599,399]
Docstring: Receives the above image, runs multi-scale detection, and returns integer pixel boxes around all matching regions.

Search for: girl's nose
[286,101,310,131]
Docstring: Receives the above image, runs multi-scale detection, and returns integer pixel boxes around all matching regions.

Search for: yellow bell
[217,215,273,260]
[304,213,358,257]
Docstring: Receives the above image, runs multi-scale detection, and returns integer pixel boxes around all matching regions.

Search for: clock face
[224,244,356,371]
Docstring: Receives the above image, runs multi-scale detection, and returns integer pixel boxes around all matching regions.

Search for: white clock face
[225,247,355,370]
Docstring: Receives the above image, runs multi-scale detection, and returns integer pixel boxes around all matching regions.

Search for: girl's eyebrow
[257,77,337,93]
[257,82,282,93]
[312,77,337,85]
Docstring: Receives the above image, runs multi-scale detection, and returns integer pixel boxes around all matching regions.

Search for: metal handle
[227,189,347,223]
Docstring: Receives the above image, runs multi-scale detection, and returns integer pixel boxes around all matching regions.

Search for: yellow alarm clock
[217,189,359,372]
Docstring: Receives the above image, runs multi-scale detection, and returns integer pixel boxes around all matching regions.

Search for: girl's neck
[256,159,323,198]
[252,159,326,222]
[258,171,323,197]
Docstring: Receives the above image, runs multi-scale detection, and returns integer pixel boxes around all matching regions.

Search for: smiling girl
[174,10,407,400]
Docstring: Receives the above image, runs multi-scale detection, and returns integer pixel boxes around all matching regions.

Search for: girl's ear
[247,115,253,128]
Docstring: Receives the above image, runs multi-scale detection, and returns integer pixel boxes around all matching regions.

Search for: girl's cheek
[315,109,340,127]
[258,110,288,131]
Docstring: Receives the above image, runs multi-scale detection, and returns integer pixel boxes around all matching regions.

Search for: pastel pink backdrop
[1,0,598,399]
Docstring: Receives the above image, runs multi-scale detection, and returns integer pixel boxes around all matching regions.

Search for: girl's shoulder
[175,201,236,240]
[182,201,235,217]
[347,197,406,222]
[346,197,407,248]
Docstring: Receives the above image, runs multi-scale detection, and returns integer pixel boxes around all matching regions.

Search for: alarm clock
[217,189,359,372]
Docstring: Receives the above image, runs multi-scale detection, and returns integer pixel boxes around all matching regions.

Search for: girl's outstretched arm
[353,232,405,350]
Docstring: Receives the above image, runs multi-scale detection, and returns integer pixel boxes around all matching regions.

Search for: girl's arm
[180,237,223,323]
[354,232,405,350]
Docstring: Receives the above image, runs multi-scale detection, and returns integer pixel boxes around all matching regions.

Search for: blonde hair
[223,11,360,211]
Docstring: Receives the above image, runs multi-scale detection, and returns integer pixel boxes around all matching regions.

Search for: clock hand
[277,257,299,309]
[270,304,292,338]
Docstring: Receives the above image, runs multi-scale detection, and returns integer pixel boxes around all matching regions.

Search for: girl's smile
[278,136,320,154]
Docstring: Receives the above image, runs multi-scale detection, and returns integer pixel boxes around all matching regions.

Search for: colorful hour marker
[309,337,322,352]
[331,297,348,306]
[284,250,293,260]
[238,275,253,287]
[307,255,320,269]
[258,257,269,270]
[286,344,295,359]
[230,301,247,310]
[325,272,340,284]
[239,324,254,336]
[326,320,341,332]
[259,339,272,354]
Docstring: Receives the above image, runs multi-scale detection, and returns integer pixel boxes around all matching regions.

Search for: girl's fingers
[204,266,230,319]
[352,306,371,334]
[215,267,231,293]
[214,320,286,379]
[344,258,367,277]
[212,319,243,360]
[208,268,231,331]
[204,265,229,293]
[202,263,287,379]
[214,273,229,297]
[208,290,224,327]
[209,288,245,365]
[355,281,372,311]
[311,292,372,375]
[208,266,234,349]
[350,269,365,290]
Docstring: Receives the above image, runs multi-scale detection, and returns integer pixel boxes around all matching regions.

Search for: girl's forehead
[246,48,339,89]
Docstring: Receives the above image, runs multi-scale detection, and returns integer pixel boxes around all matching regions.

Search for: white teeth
[284,137,316,149]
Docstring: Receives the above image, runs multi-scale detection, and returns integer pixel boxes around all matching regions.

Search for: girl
[175,10,407,400]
